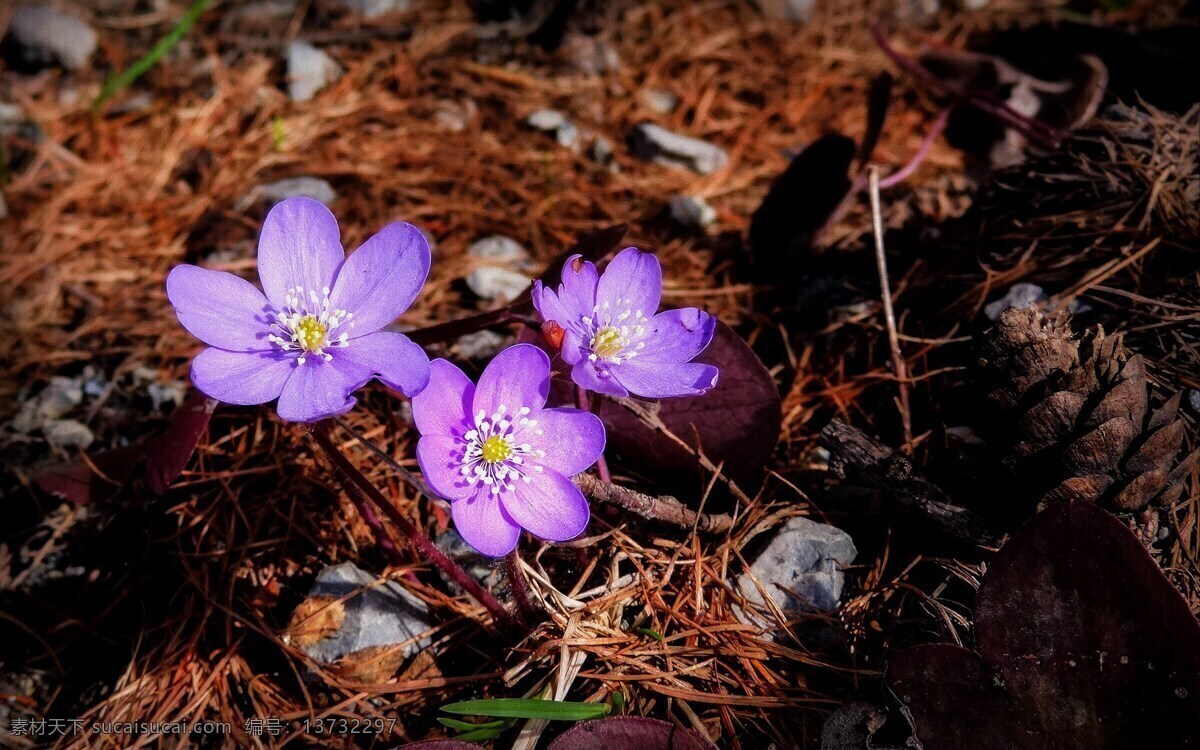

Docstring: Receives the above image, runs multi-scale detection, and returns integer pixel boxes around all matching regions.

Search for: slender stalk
[307,422,521,629]
[575,386,612,483]
[868,167,913,450]
[504,549,539,622]
[878,107,951,189]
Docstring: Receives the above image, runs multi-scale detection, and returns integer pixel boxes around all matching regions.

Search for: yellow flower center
[480,435,512,464]
[293,314,328,352]
[590,326,625,360]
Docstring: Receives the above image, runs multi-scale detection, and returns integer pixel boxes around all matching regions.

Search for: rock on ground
[526,109,579,148]
[334,0,410,17]
[238,176,337,211]
[757,0,815,22]
[466,235,532,302]
[7,5,98,71]
[629,124,729,175]
[669,195,717,230]
[286,41,341,102]
[12,376,83,434]
[734,516,857,631]
[288,562,432,683]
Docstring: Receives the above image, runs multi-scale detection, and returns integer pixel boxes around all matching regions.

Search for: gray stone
[562,33,620,75]
[12,376,83,434]
[240,176,337,210]
[467,235,532,301]
[433,99,476,133]
[757,0,814,22]
[8,5,98,71]
[42,419,95,449]
[467,266,531,303]
[468,234,529,264]
[286,41,341,102]
[147,380,188,412]
[299,562,432,668]
[1187,390,1200,415]
[668,194,717,230]
[334,0,410,17]
[455,330,507,360]
[433,530,498,595]
[639,88,679,114]
[0,103,27,137]
[984,283,1047,321]
[734,516,856,630]
[629,123,728,175]
[526,109,578,148]
[591,136,615,166]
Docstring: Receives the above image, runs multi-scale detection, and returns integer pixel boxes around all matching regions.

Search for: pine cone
[975,308,1197,512]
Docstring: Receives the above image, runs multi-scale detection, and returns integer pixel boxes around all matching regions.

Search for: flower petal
[473,344,551,415]
[532,282,574,330]
[531,408,605,477]
[334,331,430,397]
[571,359,628,398]
[638,308,716,363]
[560,328,587,365]
[557,254,600,315]
[597,247,661,317]
[275,358,371,422]
[256,197,344,306]
[499,468,589,543]
[329,222,431,336]
[190,348,293,405]
[417,435,476,500]
[611,360,719,398]
[411,359,476,437]
[452,491,522,557]
[166,265,275,351]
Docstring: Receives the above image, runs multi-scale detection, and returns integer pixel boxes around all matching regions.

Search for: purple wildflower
[532,247,719,398]
[166,197,431,422]
[411,344,605,557]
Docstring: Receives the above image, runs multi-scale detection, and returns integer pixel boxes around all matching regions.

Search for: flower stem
[575,385,612,483]
[504,549,539,623]
[307,422,522,630]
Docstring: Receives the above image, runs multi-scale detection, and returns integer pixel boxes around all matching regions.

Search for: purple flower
[532,247,719,398]
[411,344,605,557]
[166,197,431,422]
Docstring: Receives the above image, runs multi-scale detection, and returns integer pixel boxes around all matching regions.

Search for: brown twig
[307,422,522,630]
[868,166,913,450]
[573,472,735,534]
[820,419,997,546]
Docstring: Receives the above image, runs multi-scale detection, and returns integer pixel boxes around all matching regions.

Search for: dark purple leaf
[394,742,482,750]
[32,444,145,505]
[598,321,781,490]
[549,717,716,750]
[146,389,216,494]
[888,500,1200,749]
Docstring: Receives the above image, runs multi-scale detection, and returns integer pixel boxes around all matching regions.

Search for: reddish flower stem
[307,422,522,630]
[575,385,613,484]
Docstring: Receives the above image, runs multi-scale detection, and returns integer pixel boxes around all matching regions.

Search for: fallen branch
[820,419,997,546]
[573,473,735,534]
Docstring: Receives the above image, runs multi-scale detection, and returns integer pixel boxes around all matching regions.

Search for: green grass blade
[441,698,610,721]
[93,0,210,111]
[437,717,508,731]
